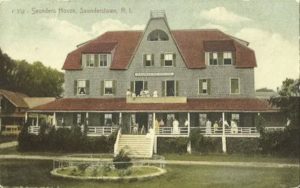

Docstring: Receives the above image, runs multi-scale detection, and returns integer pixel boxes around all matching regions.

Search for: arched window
[147,30,169,41]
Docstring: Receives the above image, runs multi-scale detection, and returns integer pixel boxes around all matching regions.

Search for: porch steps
[115,134,153,158]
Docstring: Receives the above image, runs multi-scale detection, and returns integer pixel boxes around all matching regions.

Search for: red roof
[62,29,256,70]
[31,98,277,112]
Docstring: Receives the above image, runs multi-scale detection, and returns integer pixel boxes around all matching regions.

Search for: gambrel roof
[62,29,256,70]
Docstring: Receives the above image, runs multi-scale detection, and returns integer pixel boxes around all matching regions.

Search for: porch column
[53,112,57,126]
[187,112,190,136]
[119,113,122,125]
[153,112,156,130]
[0,117,2,132]
[25,112,28,123]
[222,112,227,153]
[153,135,157,154]
[86,112,89,125]
[36,114,39,127]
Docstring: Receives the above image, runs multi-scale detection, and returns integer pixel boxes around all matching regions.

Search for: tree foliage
[0,48,64,97]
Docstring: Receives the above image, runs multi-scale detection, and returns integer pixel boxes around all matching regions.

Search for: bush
[259,127,300,157]
[189,128,222,153]
[157,137,188,154]
[113,149,132,169]
[18,125,118,153]
[227,138,260,154]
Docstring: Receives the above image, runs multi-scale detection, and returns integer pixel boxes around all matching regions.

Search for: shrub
[113,149,132,169]
[157,137,189,154]
[227,138,260,154]
[189,128,222,153]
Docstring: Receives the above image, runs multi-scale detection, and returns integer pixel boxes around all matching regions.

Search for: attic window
[147,30,169,41]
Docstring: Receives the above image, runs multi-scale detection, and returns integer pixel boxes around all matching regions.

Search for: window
[163,53,174,66]
[77,114,82,124]
[162,80,178,96]
[209,52,218,65]
[86,54,95,67]
[230,78,240,94]
[144,54,154,67]
[77,80,87,95]
[131,81,148,96]
[104,80,113,95]
[104,114,112,126]
[147,30,169,41]
[199,79,211,94]
[100,54,108,67]
[231,114,240,122]
[224,52,232,65]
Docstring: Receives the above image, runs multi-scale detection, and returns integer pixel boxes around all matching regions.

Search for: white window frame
[223,52,232,65]
[104,80,113,95]
[86,54,95,68]
[230,78,240,94]
[209,52,218,66]
[199,113,207,126]
[104,113,113,126]
[198,78,210,95]
[231,113,240,121]
[144,54,153,67]
[99,54,108,67]
[77,79,87,95]
[164,53,173,67]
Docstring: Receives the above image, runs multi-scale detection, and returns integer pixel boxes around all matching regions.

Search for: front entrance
[135,81,144,96]
[136,113,148,134]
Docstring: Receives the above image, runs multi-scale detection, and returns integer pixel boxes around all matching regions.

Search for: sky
[0,0,299,90]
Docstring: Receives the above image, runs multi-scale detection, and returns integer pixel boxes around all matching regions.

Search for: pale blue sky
[0,0,299,89]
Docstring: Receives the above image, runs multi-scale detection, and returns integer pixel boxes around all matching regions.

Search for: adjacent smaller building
[0,89,55,134]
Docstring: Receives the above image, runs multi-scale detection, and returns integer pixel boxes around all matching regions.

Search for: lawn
[0,159,298,188]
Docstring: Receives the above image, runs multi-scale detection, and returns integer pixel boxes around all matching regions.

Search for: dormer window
[82,54,111,68]
[147,30,169,41]
[223,52,232,65]
[209,52,218,65]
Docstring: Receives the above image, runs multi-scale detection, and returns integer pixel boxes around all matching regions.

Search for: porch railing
[190,127,259,136]
[265,127,285,132]
[87,126,119,136]
[28,126,40,135]
[156,127,189,136]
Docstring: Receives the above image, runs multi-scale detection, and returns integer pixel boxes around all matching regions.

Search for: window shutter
[199,79,203,94]
[144,81,148,90]
[100,80,104,96]
[74,80,78,95]
[95,54,99,67]
[107,54,112,67]
[86,80,90,95]
[218,52,223,65]
[205,52,209,65]
[160,54,164,66]
[207,79,211,95]
[151,54,154,66]
[161,81,165,96]
[112,80,117,95]
[175,80,179,96]
[143,54,146,67]
[130,81,134,93]
[173,53,176,67]
[81,54,86,68]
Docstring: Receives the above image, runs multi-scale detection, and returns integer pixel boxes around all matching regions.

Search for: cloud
[235,28,299,89]
[200,23,227,31]
[200,7,251,24]
[2,18,145,70]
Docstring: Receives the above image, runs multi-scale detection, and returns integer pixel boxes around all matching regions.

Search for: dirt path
[0,154,298,168]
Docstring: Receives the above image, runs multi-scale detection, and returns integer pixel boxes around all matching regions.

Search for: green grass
[164,153,299,164]
[0,159,298,188]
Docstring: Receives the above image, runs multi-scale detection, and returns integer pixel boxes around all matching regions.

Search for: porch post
[25,112,28,123]
[153,112,157,154]
[222,112,227,153]
[36,114,39,127]
[86,112,89,125]
[153,112,156,130]
[53,112,57,126]
[187,112,190,136]
[0,117,2,132]
[119,113,122,125]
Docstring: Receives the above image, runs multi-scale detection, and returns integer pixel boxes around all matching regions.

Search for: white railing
[114,128,122,156]
[87,126,119,137]
[156,127,189,136]
[264,127,285,132]
[190,127,259,136]
[28,126,40,135]
[55,125,72,130]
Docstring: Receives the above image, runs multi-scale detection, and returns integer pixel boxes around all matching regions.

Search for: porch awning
[29,98,278,113]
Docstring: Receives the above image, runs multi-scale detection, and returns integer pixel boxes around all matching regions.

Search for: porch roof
[29,98,278,113]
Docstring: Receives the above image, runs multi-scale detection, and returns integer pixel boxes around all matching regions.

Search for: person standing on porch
[184,118,189,127]
[173,117,179,134]
[206,119,212,134]
[213,121,219,133]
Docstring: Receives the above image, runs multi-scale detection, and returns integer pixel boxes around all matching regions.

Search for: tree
[0,48,64,97]
[270,78,300,128]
